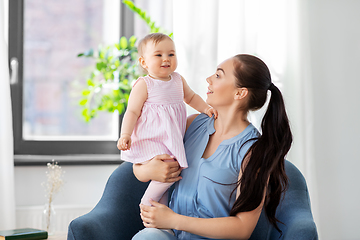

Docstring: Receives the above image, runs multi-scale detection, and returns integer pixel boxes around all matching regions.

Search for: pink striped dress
[121,72,188,169]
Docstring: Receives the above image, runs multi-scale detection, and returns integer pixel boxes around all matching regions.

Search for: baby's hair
[137,33,173,57]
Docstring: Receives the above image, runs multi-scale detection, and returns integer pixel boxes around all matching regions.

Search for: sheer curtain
[0,0,16,230]
[173,0,291,125]
[173,0,318,223]
[281,0,319,223]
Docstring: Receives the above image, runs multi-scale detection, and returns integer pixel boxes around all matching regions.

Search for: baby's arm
[117,79,148,150]
[182,76,218,118]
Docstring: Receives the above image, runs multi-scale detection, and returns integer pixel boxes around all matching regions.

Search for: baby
[117,33,217,206]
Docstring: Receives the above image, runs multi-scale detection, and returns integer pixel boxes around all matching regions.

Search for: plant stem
[46,187,54,232]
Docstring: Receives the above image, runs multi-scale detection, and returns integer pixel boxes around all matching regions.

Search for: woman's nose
[206,76,211,84]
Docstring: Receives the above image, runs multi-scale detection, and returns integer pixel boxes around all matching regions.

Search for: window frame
[9,0,134,164]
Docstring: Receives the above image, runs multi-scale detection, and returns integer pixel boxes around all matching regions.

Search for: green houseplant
[78,0,171,121]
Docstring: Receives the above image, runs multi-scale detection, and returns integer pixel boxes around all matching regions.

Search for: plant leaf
[96,62,107,71]
[79,48,94,57]
[129,35,137,47]
[120,36,128,49]
[82,90,91,96]
[87,79,95,87]
[79,98,88,106]
[104,71,114,80]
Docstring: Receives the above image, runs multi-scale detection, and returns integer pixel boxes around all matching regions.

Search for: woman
[132,54,292,240]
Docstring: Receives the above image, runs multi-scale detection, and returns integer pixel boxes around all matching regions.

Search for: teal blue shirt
[169,114,260,239]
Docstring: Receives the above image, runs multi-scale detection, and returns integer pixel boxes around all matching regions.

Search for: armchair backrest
[249,160,318,240]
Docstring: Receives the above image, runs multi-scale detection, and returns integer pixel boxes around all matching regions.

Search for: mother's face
[205,58,239,108]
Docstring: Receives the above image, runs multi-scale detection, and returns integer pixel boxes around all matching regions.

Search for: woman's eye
[215,74,220,78]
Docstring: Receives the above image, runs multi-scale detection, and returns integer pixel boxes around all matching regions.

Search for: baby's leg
[159,189,169,205]
[140,158,177,206]
[141,180,174,206]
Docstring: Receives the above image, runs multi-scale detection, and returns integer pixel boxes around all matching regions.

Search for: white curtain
[0,0,16,230]
[281,0,319,224]
[173,0,319,223]
[173,0,291,124]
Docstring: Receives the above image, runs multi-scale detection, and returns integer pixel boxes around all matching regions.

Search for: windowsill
[14,154,123,166]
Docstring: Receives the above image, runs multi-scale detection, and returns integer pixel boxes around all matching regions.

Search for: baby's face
[141,38,178,81]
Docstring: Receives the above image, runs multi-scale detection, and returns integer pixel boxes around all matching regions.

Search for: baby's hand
[117,134,132,150]
[205,106,218,119]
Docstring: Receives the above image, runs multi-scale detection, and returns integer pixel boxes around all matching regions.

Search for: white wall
[307,0,360,239]
[15,164,118,206]
[14,164,119,231]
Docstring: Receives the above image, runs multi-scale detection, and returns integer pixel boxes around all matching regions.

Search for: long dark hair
[229,54,293,233]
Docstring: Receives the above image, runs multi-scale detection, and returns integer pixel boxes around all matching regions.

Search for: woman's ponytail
[230,55,292,234]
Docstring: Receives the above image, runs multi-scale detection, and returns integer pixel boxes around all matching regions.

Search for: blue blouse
[169,114,260,240]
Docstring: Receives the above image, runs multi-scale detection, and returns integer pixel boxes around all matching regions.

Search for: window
[9,0,173,165]
[9,0,133,163]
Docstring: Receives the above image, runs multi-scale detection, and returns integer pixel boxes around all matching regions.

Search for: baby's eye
[169,53,175,57]
[156,54,162,57]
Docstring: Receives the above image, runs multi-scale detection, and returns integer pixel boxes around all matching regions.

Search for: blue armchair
[67,160,318,240]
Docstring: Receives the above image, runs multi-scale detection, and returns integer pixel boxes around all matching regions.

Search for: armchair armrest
[68,162,148,240]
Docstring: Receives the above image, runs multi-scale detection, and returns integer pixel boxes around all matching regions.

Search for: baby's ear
[139,56,147,69]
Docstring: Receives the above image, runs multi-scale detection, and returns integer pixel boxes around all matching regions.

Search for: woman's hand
[133,154,182,183]
[140,199,178,229]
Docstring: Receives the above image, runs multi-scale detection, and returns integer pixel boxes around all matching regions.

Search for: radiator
[16,205,93,233]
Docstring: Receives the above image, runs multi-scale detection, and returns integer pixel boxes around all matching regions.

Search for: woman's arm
[186,114,198,131]
[133,155,182,183]
[141,200,263,240]
[182,76,218,118]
